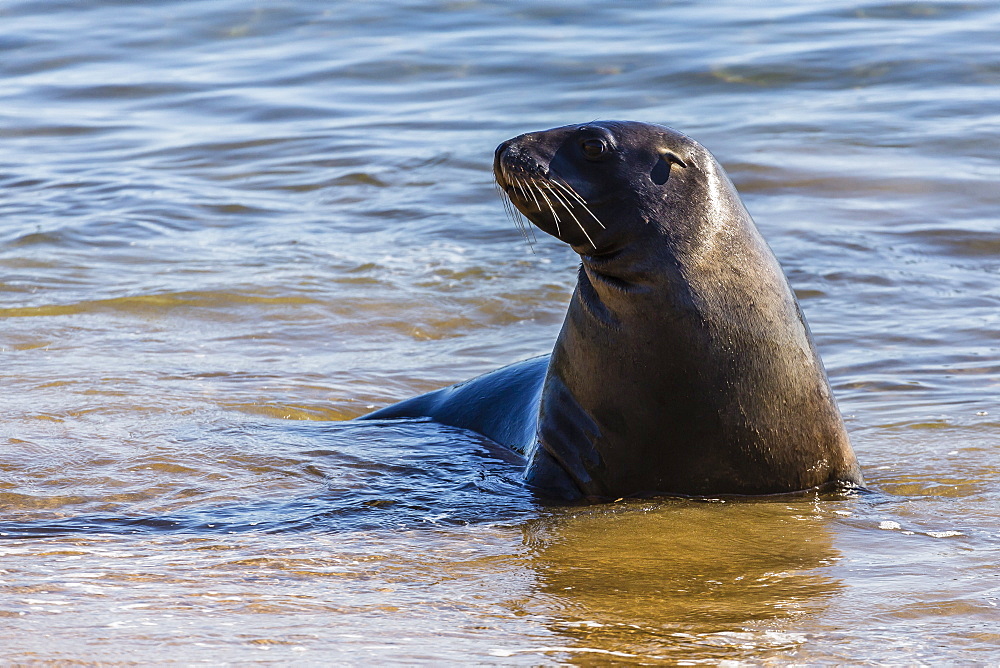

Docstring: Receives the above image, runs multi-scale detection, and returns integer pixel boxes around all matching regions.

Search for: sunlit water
[1,0,998,663]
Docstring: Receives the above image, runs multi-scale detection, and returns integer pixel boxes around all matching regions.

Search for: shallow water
[1,0,998,663]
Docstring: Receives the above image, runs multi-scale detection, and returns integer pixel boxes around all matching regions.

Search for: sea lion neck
[579,241,661,289]
[570,216,695,326]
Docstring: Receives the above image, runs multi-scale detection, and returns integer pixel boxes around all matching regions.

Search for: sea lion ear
[651,150,687,185]
[662,151,687,168]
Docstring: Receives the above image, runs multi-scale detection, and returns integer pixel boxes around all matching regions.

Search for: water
[1,0,997,662]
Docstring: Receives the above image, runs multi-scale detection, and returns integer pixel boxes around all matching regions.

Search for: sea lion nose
[495,140,512,161]
[494,140,516,183]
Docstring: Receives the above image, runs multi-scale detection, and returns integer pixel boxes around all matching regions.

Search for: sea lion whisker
[513,178,539,246]
[534,183,558,219]
[515,176,532,203]
[548,177,587,206]
[543,181,578,220]
[526,178,544,210]
[516,180,541,244]
[495,180,511,217]
[550,178,606,230]
[544,182,597,249]
[501,162,516,192]
[511,200,531,242]
[509,174,522,198]
[534,183,562,237]
[495,178,532,246]
[520,185,540,244]
[501,192,519,231]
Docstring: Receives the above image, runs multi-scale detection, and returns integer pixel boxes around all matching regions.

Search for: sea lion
[360,121,864,501]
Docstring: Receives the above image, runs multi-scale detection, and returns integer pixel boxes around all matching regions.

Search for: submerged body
[361,121,864,501]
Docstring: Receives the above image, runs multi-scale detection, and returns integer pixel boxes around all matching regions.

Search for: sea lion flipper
[359,354,549,455]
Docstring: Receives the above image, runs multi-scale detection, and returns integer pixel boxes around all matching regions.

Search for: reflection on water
[519,500,843,663]
[1,0,998,662]
[529,502,840,625]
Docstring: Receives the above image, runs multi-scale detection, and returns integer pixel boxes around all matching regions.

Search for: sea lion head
[494,121,722,256]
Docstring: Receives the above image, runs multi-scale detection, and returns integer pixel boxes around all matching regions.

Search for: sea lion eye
[580,138,607,159]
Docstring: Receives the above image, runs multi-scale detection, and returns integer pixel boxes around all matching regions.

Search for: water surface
[1,0,998,663]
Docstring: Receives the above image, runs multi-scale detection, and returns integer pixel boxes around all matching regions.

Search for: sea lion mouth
[493,142,605,249]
